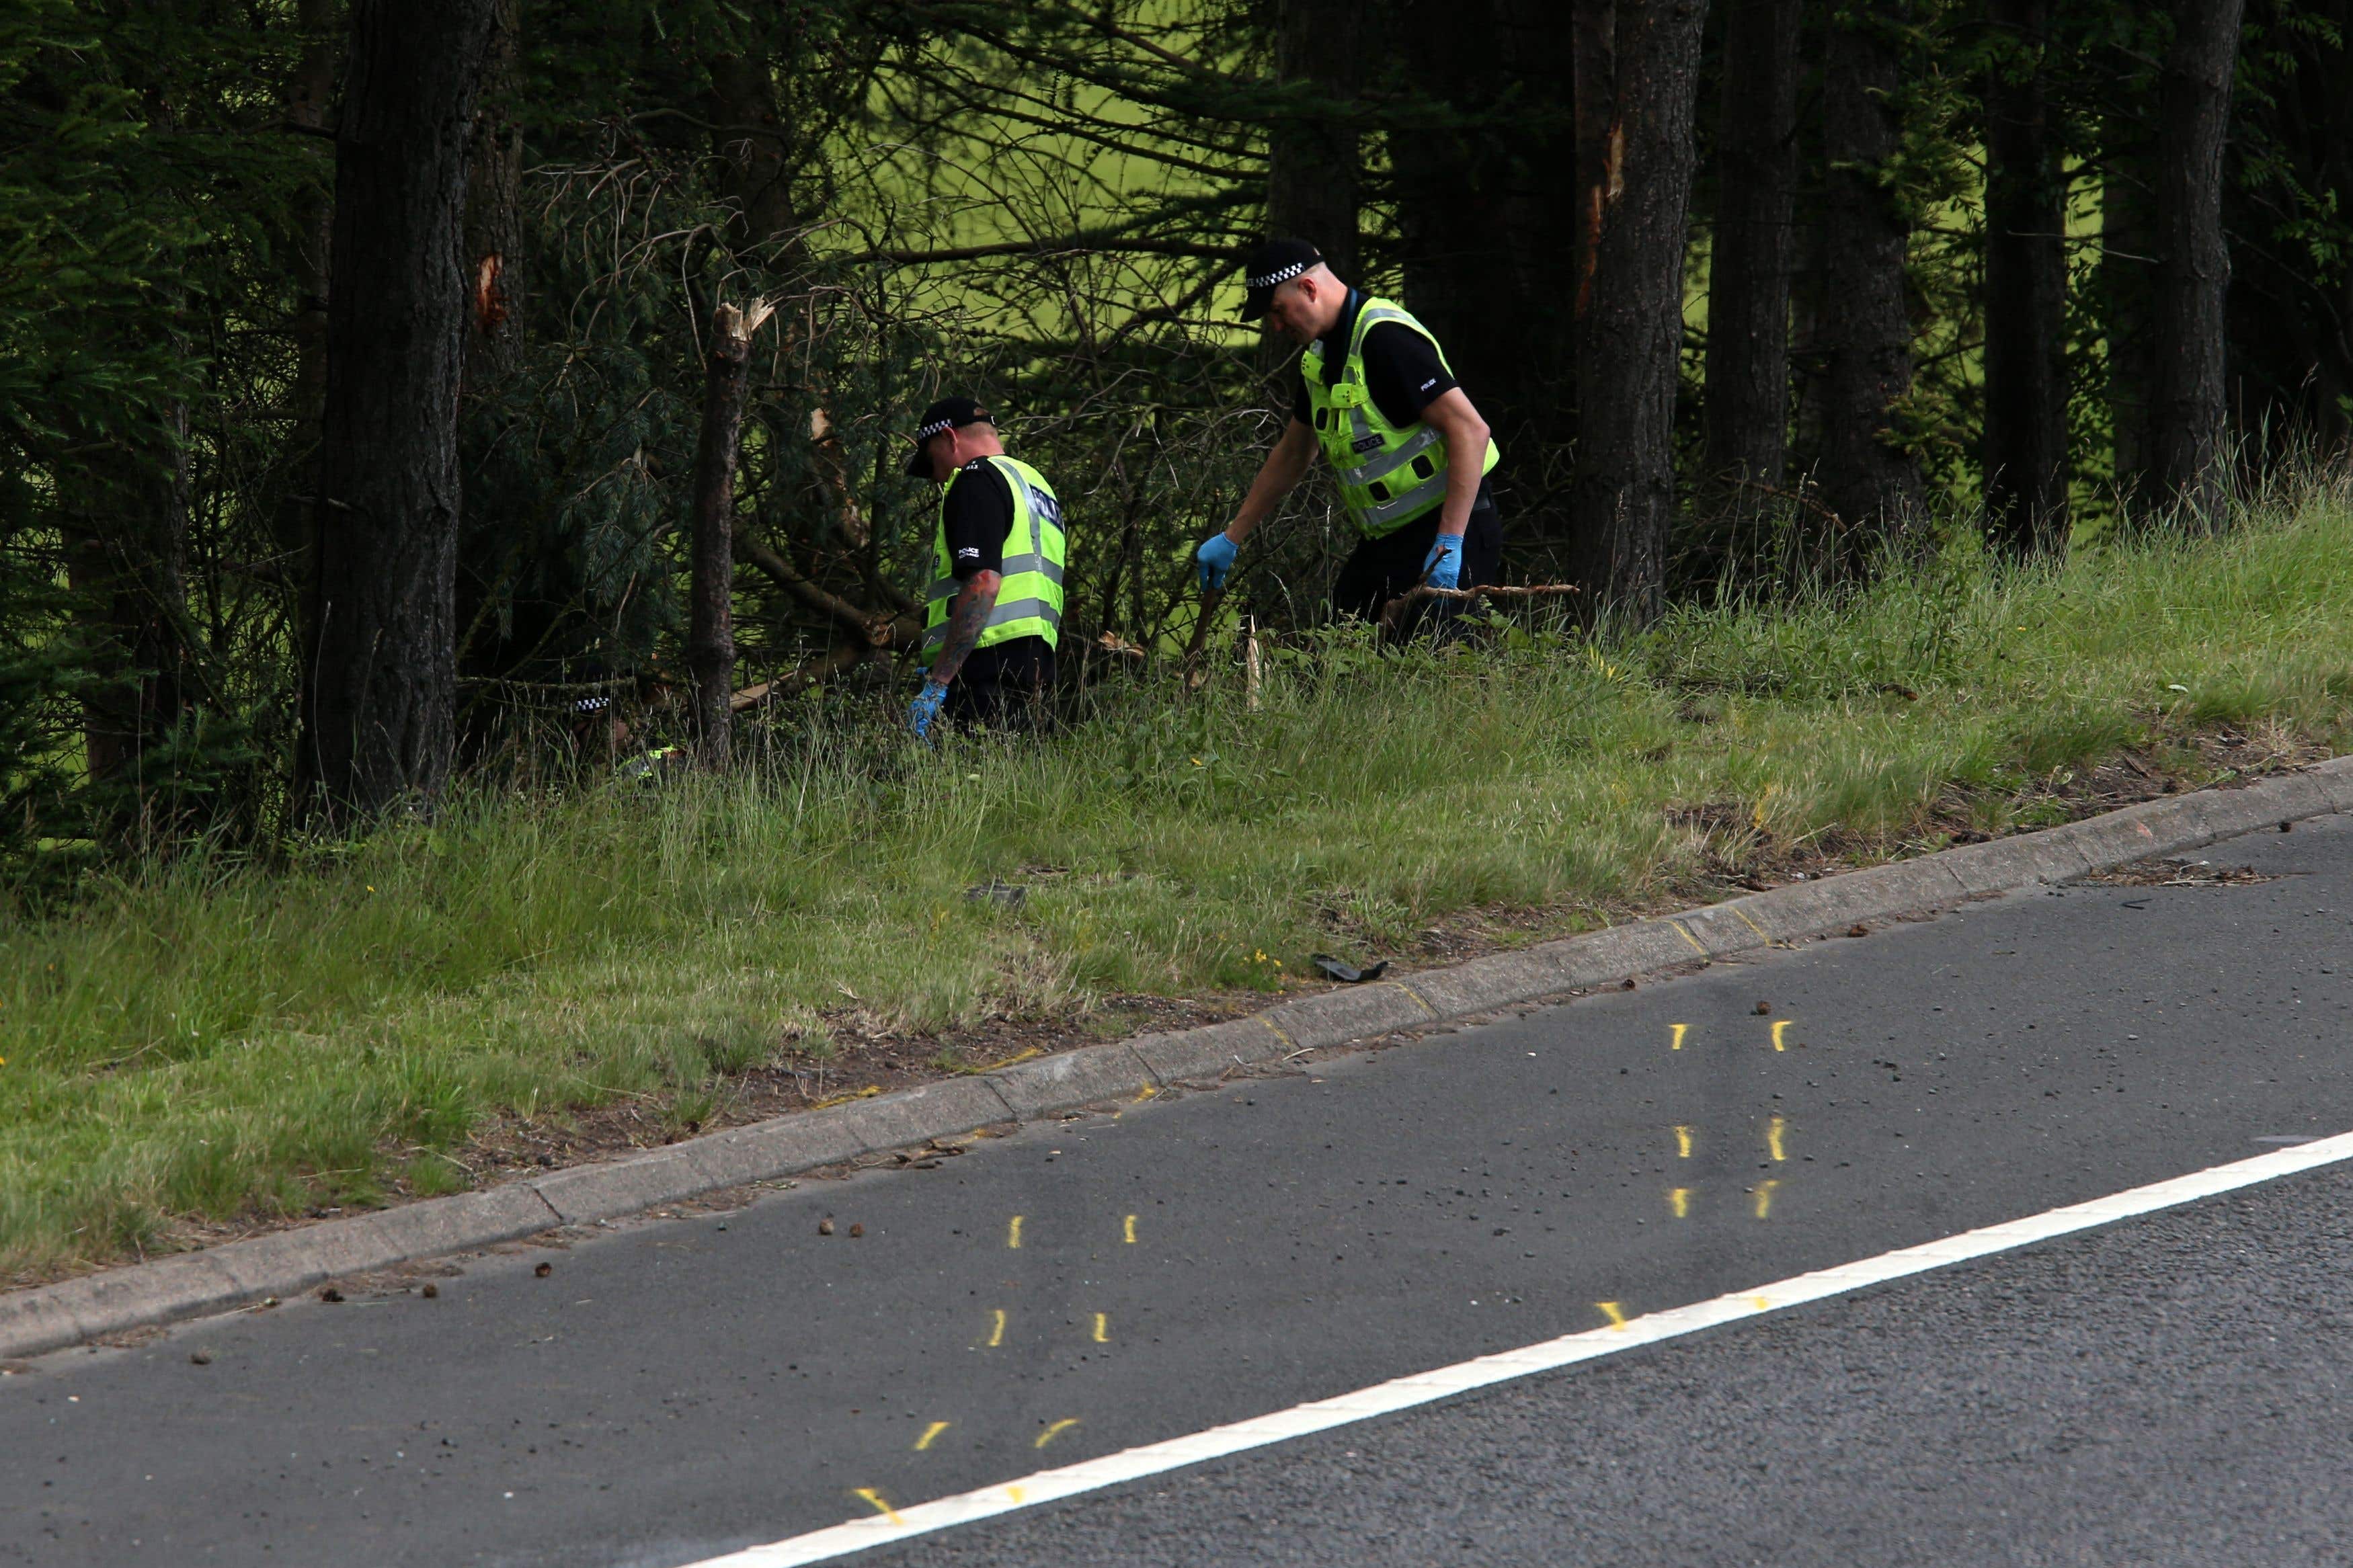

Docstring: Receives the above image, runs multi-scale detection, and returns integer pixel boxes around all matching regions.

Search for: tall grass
[8,475,2353,1275]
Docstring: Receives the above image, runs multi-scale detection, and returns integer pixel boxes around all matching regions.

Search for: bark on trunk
[1817,1,1923,545]
[1389,0,1578,525]
[708,49,800,258]
[1265,0,1364,280]
[687,300,773,770]
[2148,0,2246,524]
[462,0,523,388]
[1566,0,1712,622]
[274,0,337,655]
[62,417,194,813]
[2102,141,2159,496]
[1981,0,2071,556]
[301,0,495,823]
[1703,0,1800,498]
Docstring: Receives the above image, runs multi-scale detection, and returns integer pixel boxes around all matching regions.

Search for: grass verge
[9,477,2353,1279]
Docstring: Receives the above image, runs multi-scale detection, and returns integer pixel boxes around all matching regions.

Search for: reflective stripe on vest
[1302,298,1501,539]
[924,454,1068,657]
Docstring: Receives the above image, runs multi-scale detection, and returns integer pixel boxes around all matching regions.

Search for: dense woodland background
[3,0,2348,870]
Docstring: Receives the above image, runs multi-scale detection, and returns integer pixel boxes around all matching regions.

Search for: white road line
[682,1130,2353,1568]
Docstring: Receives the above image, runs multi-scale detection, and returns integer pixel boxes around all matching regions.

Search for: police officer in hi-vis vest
[903,396,1068,737]
[1196,239,1501,622]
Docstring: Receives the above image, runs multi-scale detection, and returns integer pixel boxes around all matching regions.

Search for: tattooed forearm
[930,569,1001,686]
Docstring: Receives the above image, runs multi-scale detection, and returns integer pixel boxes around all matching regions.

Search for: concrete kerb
[3,762,2342,1362]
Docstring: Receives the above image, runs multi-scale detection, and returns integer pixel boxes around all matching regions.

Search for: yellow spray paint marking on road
[1771,1020,1790,1053]
[1133,1085,1156,1102]
[1674,1124,1694,1159]
[1123,1214,1138,1244]
[1597,1301,1629,1330]
[1671,1023,1689,1050]
[1005,1485,1027,1504]
[1668,1188,1691,1219]
[1006,1215,1023,1249]
[854,1489,902,1525]
[914,1421,951,1452]
[1751,1296,1771,1311]
[1753,1180,1780,1219]
[1093,1313,1109,1343]
[984,1309,1006,1348]
[1732,907,1771,941]
[1767,1115,1787,1162]
[1035,1418,1081,1449]
[1670,921,1707,955]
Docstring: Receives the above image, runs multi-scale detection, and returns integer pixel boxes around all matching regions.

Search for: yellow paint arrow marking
[1671,1023,1689,1051]
[1770,1020,1790,1052]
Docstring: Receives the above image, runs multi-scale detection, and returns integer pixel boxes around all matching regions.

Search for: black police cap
[1242,238,1324,319]
[904,395,994,478]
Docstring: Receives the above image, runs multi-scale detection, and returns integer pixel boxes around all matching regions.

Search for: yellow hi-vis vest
[924,454,1066,659]
[1300,295,1501,538]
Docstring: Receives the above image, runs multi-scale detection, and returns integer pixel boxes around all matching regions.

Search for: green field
[7,474,2353,1280]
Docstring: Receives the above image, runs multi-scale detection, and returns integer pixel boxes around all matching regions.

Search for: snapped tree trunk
[1703,0,1801,498]
[1817,0,1923,547]
[1981,0,2070,556]
[2147,0,2246,524]
[462,0,523,388]
[1566,0,1712,622]
[301,0,494,823]
[688,300,774,770]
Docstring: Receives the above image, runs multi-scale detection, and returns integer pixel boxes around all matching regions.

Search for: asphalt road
[7,815,2353,1567]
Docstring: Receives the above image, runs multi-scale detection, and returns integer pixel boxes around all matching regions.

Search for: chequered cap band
[914,407,989,443]
[1248,259,1309,291]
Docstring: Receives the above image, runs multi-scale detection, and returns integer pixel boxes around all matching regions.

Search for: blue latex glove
[906,680,949,740]
[1196,532,1238,592]
[1422,533,1464,591]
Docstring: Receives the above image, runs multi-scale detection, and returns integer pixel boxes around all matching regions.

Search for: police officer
[1196,239,1501,622]
[902,396,1067,737]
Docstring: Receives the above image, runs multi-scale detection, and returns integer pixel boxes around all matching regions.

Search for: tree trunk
[1566,0,1712,622]
[1816,0,1923,546]
[2102,141,2159,499]
[687,300,773,770]
[1389,0,1578,532]
[62,418,193,817]
[707,48,801,258]
[1981,0,2070,556]
[2147,0,2247,524]
[462,0,523,388]
[1702,0,1800,497]
[1265,0,1364,280]
[275,0,337,658]
[301,0,494,823]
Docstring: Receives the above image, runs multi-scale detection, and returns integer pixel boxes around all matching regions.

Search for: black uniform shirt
[940,458,1015,580]
[1291,290,1495,519]
[1290,290,1462,429]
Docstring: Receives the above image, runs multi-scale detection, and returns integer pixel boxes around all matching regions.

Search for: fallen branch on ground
[1379,583,1582,637]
